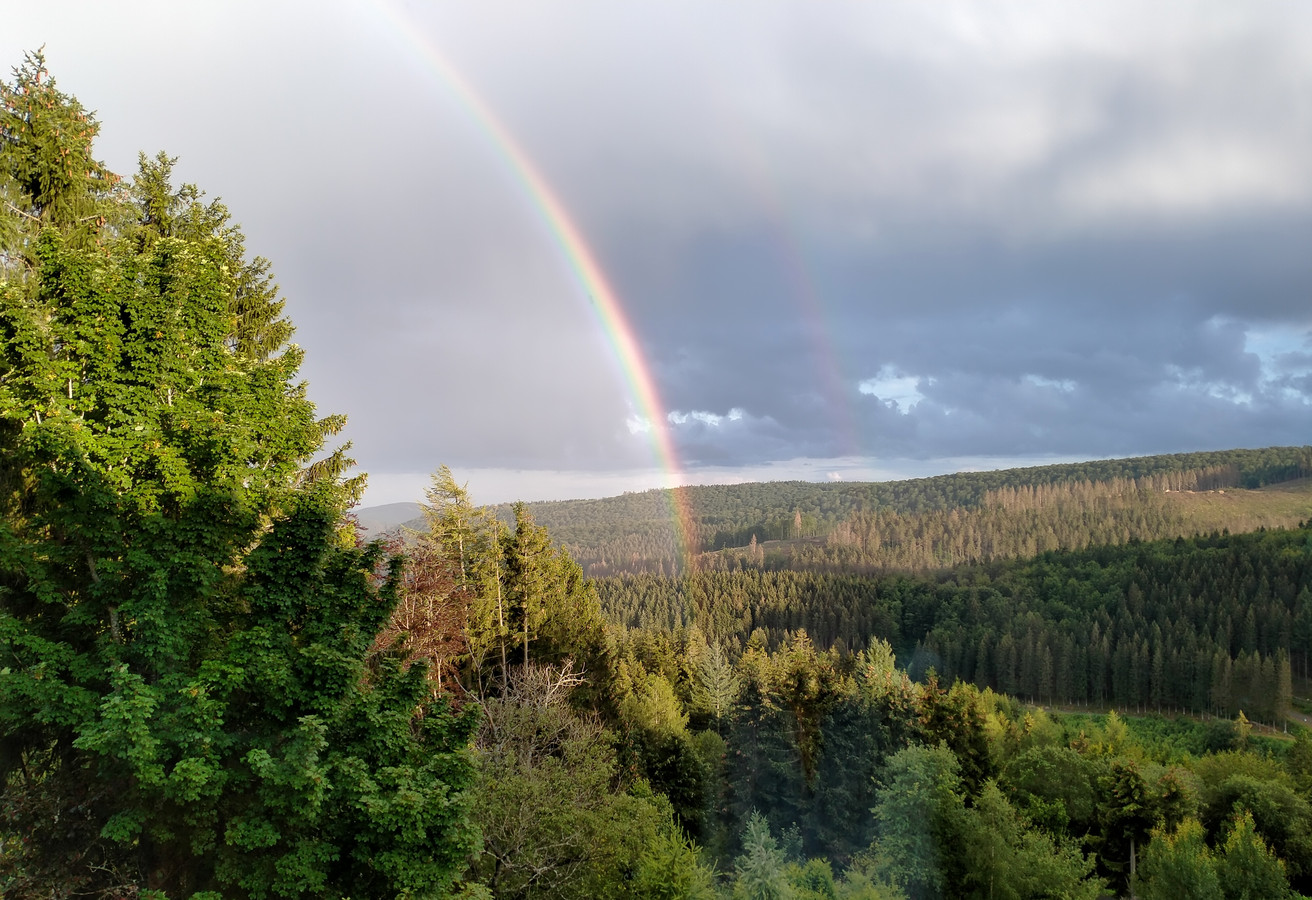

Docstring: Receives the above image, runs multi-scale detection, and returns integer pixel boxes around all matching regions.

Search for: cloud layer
[6,1,1311,502]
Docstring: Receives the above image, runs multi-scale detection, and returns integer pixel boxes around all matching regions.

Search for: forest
[5,51,1312,900]
[481,449,1312,576]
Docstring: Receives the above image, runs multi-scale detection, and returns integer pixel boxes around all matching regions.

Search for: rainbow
[753,176,864,460]
[371,3,697,566]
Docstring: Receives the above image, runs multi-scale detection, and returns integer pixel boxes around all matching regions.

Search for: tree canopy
[0,52,475,899]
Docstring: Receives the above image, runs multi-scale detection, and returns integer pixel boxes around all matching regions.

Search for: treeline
[715,470,1311,572]
[599,523,1312,722]
[492,447,1312,574]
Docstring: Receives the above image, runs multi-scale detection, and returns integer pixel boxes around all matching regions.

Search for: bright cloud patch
[667,407,745,427]
[858,366,926,414]
[1244,327,1312,404]
[1024,375,1077,392]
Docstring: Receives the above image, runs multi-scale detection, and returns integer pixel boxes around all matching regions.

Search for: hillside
[598,521,1312,721]
[704,476,1312,574]
[502,447,1311,574]
[355,447,1312,571]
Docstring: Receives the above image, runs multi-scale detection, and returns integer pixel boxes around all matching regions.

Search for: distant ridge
[353,447,1311,570]
[352,501,423,539]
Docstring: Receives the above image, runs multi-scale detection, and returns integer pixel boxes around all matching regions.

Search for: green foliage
[0,58,475,898]
[0,50,120,257]
[1096,759,1158,891]
[787,858,837,900]
[1193,762,1312,885]
[1136,819,1224,900]
[1214,811,1292,900]
[495,449,1312,575]
[869,747,1103,899]
[1000,745,1103,835]
[917,676,992,794]
[733,812,795,900]
[632,826,719,900]
[698,642,741,731]
[957,781,1103,900]
[601,524,1312,720]
[869,745,962,899]
[402,469,611,704]
[471,671,667,899]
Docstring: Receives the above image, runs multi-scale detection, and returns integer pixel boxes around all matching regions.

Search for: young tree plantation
[5,54,1312,900]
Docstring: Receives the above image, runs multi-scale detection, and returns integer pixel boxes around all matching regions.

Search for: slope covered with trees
[600,524,1312,721]
[476,449,1312,575]
[371,464,1312,899]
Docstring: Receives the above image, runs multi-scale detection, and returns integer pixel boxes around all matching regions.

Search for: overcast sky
[6,2,1311,505]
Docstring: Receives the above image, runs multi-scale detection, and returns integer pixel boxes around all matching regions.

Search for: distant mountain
[352,501,424,539]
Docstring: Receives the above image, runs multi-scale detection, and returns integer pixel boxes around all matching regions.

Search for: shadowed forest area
[5,52,1312,900]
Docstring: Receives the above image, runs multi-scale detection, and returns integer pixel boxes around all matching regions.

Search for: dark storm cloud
[6,2,1312,503]
[626,200,1311,466]
[532,4,1312,469]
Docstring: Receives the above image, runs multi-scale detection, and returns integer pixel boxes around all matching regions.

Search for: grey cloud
[5,2,1311,499]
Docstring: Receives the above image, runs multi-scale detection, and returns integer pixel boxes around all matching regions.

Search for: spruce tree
[0,54,476,898]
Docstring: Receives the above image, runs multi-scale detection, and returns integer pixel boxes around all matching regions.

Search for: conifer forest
[7,52,1312,900]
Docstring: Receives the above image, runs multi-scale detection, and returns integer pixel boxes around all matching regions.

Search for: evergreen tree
[698,641,741,733]
[733,812,796,900]
[0,58,476,897]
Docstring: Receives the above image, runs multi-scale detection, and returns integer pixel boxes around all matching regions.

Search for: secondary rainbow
[372,2,697,564]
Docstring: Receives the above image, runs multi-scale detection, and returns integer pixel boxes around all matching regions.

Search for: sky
[5,2,1311,506]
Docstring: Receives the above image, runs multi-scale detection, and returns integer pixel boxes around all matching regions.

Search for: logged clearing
[1165,477,1312,534]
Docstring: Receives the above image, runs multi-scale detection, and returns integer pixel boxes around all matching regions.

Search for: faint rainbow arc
[372,4,697,565]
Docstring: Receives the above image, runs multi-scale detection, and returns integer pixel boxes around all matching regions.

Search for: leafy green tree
[1287,728,1312,794]
[832,870,907,900]
[957,781,1102,900]
[1200,774,1312,888]
[788,858,838,900]
[470,666,666,900]
[0,59,475,898]
[1000,745,1102,837]
[1135,819,1223,900]
[632,825,719,900]
[1214,811,1292,900]
[869,745,963,900]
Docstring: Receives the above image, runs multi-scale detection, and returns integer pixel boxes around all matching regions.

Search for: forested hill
[598,521,1312,722]
[479,446,1312,575]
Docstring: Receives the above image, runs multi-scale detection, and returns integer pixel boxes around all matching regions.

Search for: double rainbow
[373,3,697,565]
